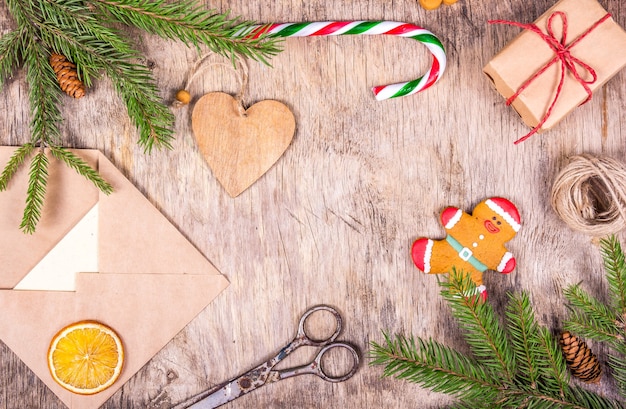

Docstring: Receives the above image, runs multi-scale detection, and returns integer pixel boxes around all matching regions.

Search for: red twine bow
[489,12,610,144]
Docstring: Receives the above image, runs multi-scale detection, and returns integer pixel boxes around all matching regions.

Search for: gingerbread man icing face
[411,197,521,299]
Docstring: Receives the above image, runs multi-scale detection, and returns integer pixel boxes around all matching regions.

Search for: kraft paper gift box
[483,0,626,142]
[0,147,229,409]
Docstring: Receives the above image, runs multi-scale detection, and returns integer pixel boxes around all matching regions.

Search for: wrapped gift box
[483,0,626,141]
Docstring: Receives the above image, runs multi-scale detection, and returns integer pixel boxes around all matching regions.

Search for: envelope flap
[1,148,230,409]
[97,153,219,275]
[0,147,99,288]
[0,272,229,409]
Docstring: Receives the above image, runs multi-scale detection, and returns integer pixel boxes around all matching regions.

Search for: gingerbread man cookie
[411,197,521,299]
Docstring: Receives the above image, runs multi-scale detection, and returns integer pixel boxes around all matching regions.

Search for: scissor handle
[278,342,360,383]
[297,305,342,346]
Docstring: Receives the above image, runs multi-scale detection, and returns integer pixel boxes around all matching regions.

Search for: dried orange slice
[47,321,124,395]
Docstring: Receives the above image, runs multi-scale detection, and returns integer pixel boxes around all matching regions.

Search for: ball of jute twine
[551,154,626,237]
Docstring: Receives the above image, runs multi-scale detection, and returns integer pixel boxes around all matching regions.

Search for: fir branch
[445,403,476,409]
[563,285,622,347]
[569,386,624,409]
[441,272,516,382]
[505,292,542,390]
[1,0,281,232]
[370,273,625,409]
[508,387,617,409]
[600,236,626,316]
[29,0,174,150]
[49,146,113,194]
[105,63,174,151]
[535,326,569,400]
[23,35,63,147]
[370,333,502,403]
[0,143,35,191]
[608,354,626,401]
[563,236,626,402]
[5,0,34,28]
[20,150,48,234]
[564,313,624,348]
[503,294,570,400]
[0,28,24,88]
[90,0,281,64]
[35,0,130,86]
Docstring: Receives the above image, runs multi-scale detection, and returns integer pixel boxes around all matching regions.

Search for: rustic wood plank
[1,0,625,408]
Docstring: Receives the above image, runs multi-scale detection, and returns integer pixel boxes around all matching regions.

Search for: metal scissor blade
[179,381,243,409]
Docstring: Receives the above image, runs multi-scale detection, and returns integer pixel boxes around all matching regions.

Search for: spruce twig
[0,0,280,233]
[601,236,626,316]
[564,236,626,400]
[505,292,542,390]
[20,150,49,234]
[563,286,621,347]
[370,332,502,403]
[0,28,24,85]
[370,270,625,409]
[49,146,113,194]
[91,0,281,64]
[536,325,569,399]
[0,143,35,191]
[441,272,516,382]
[24,35,64,148]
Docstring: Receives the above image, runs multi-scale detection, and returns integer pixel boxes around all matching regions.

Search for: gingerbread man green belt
[411,197,521,300]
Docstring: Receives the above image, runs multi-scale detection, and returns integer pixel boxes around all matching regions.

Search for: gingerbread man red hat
[485,197,521,232]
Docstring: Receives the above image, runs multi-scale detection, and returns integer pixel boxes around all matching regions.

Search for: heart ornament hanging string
[175,55,296,198]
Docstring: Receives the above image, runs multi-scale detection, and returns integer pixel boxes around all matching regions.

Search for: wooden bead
[175,90,191,105]
[419,0,443,10]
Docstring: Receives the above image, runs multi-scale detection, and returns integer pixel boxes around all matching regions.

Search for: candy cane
[236,21,447,101]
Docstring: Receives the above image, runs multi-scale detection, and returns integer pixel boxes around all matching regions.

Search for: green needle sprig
[371,266,626,409]
[564,236,626,400]
[0,0,281,233]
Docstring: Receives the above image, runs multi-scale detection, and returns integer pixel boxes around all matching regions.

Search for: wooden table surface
[1,0,626,408]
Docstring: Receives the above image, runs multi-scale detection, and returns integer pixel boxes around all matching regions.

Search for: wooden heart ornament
[192,92,296,197]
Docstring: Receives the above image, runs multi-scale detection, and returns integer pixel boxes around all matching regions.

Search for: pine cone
[560,331,602,383]
[49,53,85,98]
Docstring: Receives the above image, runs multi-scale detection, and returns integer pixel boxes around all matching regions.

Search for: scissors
[173,305,360,409]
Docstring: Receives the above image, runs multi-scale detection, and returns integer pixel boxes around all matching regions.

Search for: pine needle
[23,36,63,147]
[569,386,624,409]
[608,354,626,401]
[505,292,543,390]
[49,146,113,194]
[0,0,281,232]
[564,236,626,401]
[370,269,625,409]
[369,333,502,402]
[534,326,569,399]
[441,271,516,382]
[563,285,621,347]
[20,150,49,234]
[0,28,24,89]
[0,143,35,191]
[600,236,626,315]
[91,0,282,63]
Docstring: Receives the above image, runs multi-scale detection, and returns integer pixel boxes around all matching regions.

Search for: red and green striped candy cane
[237,21,446,100]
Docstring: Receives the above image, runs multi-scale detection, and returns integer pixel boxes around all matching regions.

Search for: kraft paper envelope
[0,147,229,409]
